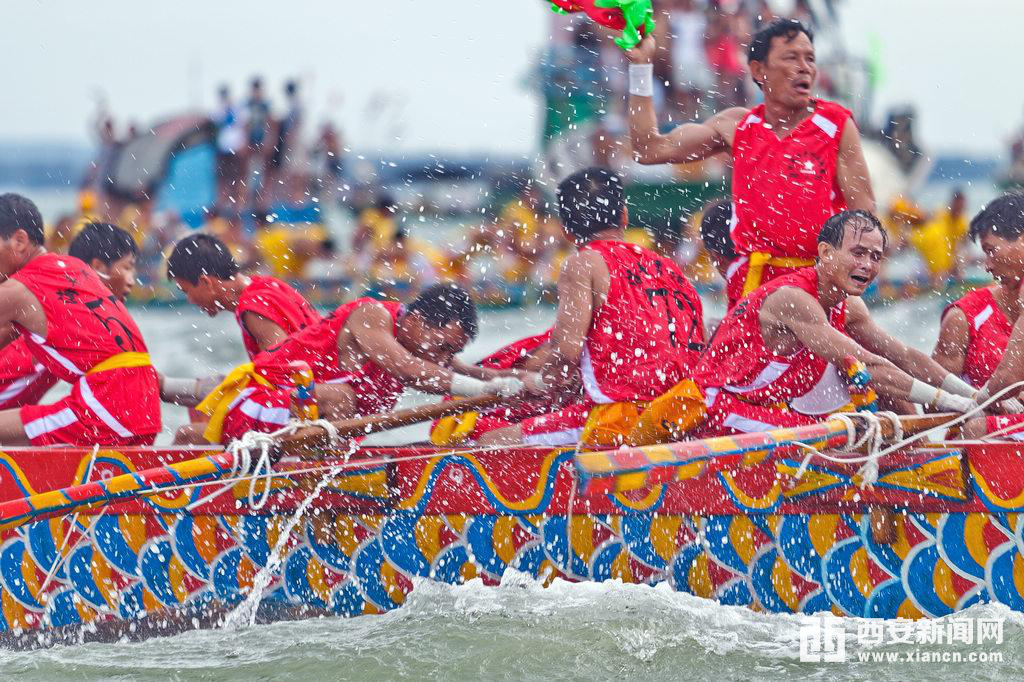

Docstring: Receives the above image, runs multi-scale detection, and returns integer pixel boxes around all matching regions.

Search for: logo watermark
[799,615,1005,664]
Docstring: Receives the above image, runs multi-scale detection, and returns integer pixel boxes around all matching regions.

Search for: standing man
[0,195,161,446]
[625,18,875,307]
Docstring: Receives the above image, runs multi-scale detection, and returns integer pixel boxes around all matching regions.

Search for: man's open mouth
[851,274,870,285]
[794,80,811,95]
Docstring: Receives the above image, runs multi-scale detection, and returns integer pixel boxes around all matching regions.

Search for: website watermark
[799,615,1005,664]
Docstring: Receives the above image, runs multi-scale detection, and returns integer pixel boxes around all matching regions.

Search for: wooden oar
[575,412,955,496]
[277,393,507,455]
[0,394,511,533]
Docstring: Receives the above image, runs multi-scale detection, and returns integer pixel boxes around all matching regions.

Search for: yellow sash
[579,379,708,449]
[195,363,276,443]
[88,352,152,375]
[430,411,480,446]
[741,252,815,298]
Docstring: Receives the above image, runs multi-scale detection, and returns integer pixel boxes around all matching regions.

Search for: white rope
[789,381,1024,489]
[791,411,901,488]
[187,417,344,511]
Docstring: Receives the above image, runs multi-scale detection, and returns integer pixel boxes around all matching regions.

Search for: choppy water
[12,296,1004,680]
[1,576,1019,680]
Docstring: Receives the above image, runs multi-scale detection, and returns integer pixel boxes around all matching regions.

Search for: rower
[0,221,139,410]
[625,18,875,308]
[476,167,706,447]
[942,193,1024,439]
[172,284,534,444]
[0,194,161,446]
[660,210,977,440]
[167,233,320,358]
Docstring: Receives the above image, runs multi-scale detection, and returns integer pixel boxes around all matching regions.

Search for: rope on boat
[187,418,342,511]
[791,380,1024,488]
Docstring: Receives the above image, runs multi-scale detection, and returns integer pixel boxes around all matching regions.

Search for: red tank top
[943,287,1012,388]
[12,253,150,381]
[731,100,851,259]
[255,298,405,415]
[235,275,320,360]
[0,338,56,408]
[693,267,845,406]
[479,330,552,370]
[579,240,705,403]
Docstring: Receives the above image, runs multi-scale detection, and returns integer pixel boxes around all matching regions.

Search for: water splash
[221,442,356,630]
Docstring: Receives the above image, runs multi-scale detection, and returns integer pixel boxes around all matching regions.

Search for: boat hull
[0,442,1022,645]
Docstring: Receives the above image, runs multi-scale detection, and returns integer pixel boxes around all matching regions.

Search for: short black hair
[166,233,240,284]
[285,80,298,96]
[406,284,478,339]
[699,199,736,260]
[969,192,1024,242]
[556,167,625,241]
[818,210,888,250]
[0,193,44,246]
[748,19,814,64]
[69,222,137,265]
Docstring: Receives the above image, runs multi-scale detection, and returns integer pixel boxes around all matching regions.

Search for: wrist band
[628,63,654,97]
[450,374,487,397]
[941,373,976,398]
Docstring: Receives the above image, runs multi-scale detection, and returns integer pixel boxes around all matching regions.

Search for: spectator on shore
[267,80,303,202]
[214,85,248,209]
[312,122,346,199]
[246,77,273,208]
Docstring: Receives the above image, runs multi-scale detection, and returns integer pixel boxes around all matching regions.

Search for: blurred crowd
[51,0,991,306]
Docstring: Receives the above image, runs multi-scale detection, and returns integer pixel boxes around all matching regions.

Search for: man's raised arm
[624,36,742,165]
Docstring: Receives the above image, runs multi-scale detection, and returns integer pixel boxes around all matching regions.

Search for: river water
[6,296,1014,680]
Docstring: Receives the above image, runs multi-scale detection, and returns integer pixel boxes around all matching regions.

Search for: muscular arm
[624,36,743,165]
[0,278,44,340]
[844,297,951,385]
[836,119,876,213]
[240,311,289,353]
[541,252,596,389]
[629,103,740,165]
[345,303,454,394]
[931,307,969,378]
[761,288,919,400]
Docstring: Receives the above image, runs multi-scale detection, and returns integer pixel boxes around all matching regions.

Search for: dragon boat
[1,410,1024,648]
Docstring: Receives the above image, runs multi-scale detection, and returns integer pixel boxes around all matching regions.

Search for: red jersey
[943,287,1012,388]
[579,240,705,403]
[255,298,404,415]
[693,268,846,408]
[731,99,852,259]
[0,338,56,409]
[12,253,160,438]
[235,275,320,360]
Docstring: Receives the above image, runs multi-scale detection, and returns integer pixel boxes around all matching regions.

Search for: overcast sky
[3,0,1022,156]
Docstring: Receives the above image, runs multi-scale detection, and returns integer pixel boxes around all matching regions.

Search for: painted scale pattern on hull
[0,443,1021,638]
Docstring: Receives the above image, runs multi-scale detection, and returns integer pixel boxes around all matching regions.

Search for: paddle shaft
[576,412,957,495]
[278,393,509,455]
